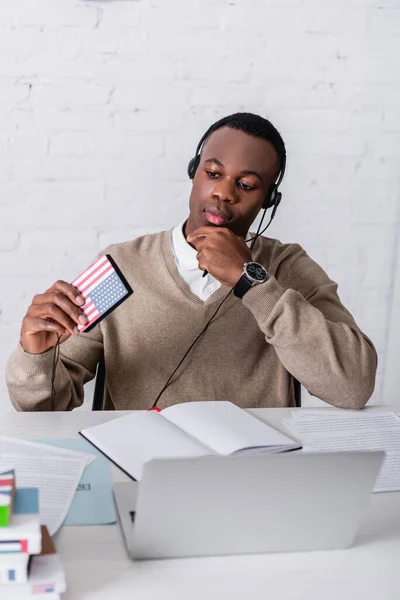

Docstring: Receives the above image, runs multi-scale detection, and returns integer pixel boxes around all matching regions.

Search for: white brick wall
[1,0,399,413]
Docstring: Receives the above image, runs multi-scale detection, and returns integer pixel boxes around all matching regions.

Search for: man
[6,112,377,411]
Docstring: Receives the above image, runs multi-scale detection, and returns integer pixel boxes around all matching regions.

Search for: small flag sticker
[72,254,133,333]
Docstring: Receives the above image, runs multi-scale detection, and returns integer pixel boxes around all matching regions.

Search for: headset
[187,126,287,217]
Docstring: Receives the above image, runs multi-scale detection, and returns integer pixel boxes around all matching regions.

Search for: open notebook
[80,401,301,480]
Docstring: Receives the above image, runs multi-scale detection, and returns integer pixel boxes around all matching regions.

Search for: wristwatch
[233,262,268,298]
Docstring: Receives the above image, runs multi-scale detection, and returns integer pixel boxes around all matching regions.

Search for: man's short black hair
[204,112,286,172]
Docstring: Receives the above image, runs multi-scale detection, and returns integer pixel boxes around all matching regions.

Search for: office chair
[92,357,302,411]
[293,377,301,408]
[92,357,106,411]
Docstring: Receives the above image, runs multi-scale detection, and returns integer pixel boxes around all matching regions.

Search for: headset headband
[191,127,286,189]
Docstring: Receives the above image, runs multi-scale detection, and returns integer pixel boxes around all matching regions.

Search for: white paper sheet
[162,401,299,455]
[284,411,400,492]
[0,436,94,535]
[81,410,212,480]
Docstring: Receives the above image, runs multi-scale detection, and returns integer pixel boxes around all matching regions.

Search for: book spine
[0,539,29,554]
[32,582,66,594]
[0,470,16,527]
[0,564,29,583]
[0,505,12,528]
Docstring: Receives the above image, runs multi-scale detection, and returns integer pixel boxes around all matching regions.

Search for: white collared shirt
[171,221,221,301]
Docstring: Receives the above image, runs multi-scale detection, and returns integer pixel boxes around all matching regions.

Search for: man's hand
[187,226,252,288]
[20,281,88,355]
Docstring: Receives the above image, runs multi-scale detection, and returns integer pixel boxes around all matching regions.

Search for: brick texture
[1,0,399,412]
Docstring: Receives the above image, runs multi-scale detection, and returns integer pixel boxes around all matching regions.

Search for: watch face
[245,262,267,282]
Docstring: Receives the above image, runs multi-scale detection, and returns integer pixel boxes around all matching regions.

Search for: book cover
[0,552,30,584]
[0,465,16,527]
[13,488,39,516]
[0,513,41,555]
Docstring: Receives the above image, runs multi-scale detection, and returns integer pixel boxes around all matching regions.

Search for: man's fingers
[196,249,210,273]
[20,279,87,355]
[46,280,85,306]
[32,292,87,327]
[27,304,79,336]
[188,226,240,247]
[188,226,227,238]
[188,230,225,250]
[187,233,207,250]
[23,316,68,337]
[190,236,209,251]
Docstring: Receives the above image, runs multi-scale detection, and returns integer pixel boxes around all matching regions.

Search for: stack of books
[0,465,66,599]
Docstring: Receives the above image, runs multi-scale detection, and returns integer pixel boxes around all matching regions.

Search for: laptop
[113,451,384,560]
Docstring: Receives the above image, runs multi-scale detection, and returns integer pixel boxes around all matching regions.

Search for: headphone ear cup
[262,186,283,211]
[187,155,200,179]
[262,185,276,210]
[274,191,282,207]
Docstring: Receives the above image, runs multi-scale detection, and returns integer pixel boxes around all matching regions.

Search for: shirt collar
[171,220,200,272]
[171,219,256,273]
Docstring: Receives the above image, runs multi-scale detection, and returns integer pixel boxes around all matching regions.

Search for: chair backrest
[92,359,302,410]
[293,377,302,408]
[92,357,106,411]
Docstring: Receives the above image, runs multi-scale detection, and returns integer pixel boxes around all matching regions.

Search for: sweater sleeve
[242,252,377,409]
[6,324,104,411]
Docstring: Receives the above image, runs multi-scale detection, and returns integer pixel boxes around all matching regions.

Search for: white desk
[2,407,400,600]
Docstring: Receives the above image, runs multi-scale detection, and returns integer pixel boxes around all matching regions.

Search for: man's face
[185,126,280,239]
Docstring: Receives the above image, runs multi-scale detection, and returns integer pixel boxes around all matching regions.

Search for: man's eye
[238,182,254,191]
[206,170,219,179]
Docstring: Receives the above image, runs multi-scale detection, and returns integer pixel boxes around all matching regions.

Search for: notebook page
[80,411,212,480]
[161,401,299,455]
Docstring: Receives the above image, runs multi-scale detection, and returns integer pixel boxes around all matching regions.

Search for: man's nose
[212,178,238,204]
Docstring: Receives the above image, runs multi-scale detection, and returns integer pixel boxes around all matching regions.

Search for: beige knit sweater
[6,230,377,411]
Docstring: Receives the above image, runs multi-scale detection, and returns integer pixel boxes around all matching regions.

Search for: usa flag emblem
[32,583,55,594]
[72,255,133,332]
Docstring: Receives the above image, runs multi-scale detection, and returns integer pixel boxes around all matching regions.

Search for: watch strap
[233,274,254,299]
